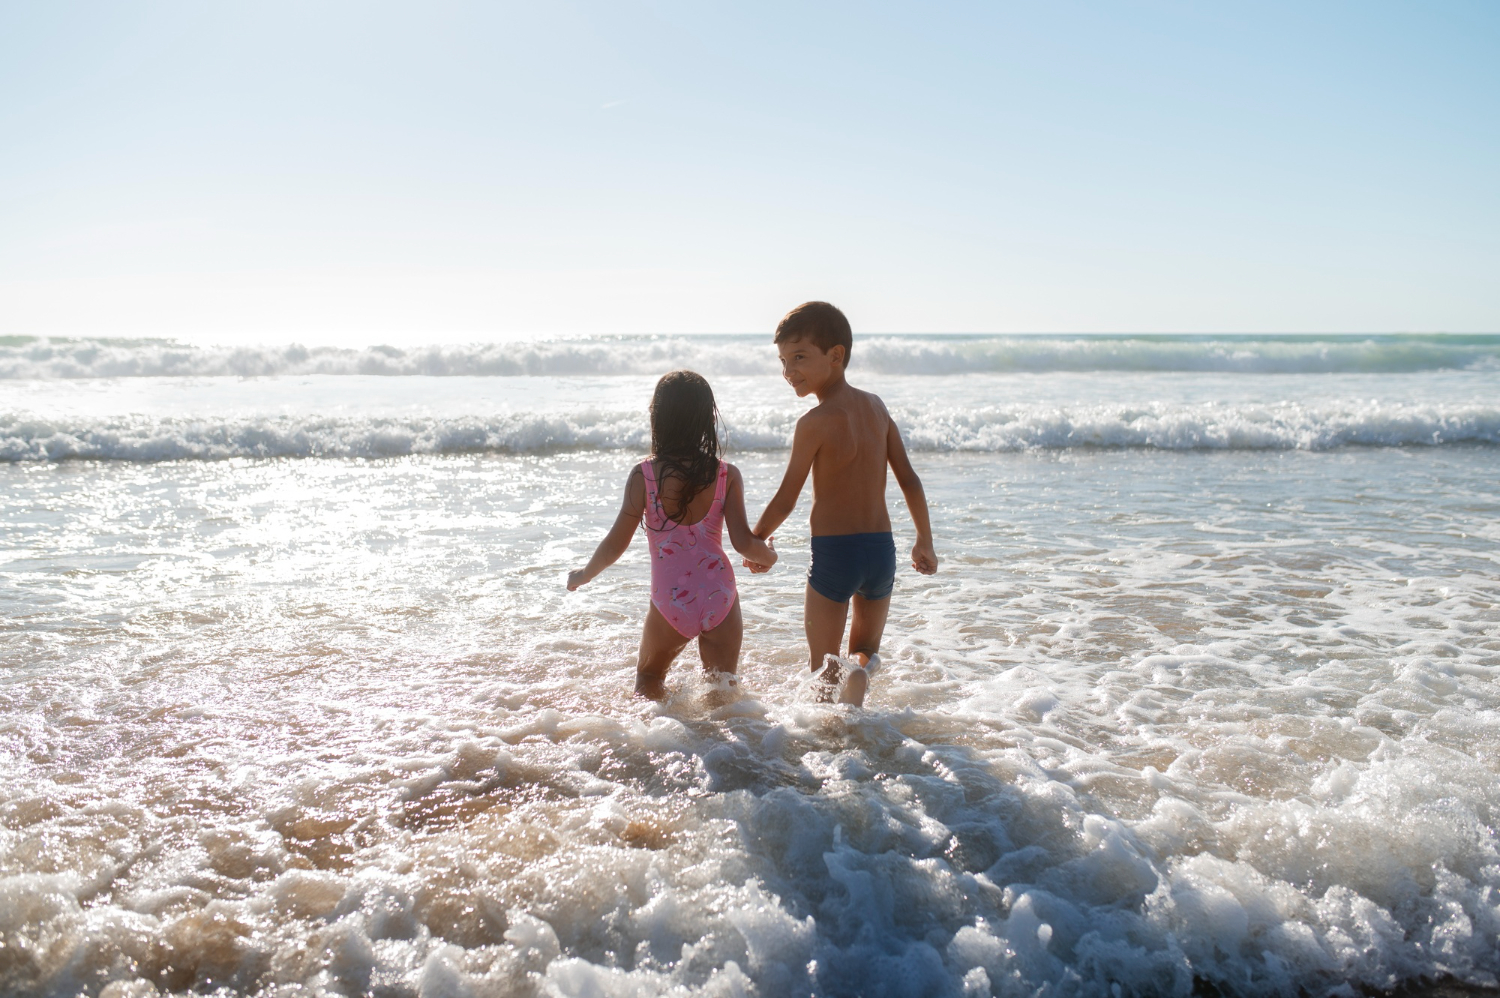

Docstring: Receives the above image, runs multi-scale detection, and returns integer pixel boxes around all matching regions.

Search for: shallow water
[2,336,1499,997]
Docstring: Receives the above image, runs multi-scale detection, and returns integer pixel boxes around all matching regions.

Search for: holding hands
[743,536,776,574]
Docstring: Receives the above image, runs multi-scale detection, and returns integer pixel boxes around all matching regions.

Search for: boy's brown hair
[774,301,853,367]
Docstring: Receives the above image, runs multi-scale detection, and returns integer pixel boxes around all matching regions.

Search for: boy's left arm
[886,416,937,574]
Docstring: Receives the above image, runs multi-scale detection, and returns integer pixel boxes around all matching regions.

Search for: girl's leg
[636,603,691,700]
[696,598,743,677]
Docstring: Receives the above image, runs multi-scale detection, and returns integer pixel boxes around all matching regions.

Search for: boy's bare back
[797,384,899,537]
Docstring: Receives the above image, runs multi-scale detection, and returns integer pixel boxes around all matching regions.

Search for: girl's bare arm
[567,466,647,590]
[722,466,777,569]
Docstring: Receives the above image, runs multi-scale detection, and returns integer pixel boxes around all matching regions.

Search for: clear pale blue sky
[2,1,1497,341]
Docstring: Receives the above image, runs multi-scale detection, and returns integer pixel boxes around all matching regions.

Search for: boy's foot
[837,653,880,707]
[813,653,844,703]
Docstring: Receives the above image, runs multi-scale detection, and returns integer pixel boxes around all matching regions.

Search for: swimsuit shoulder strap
[640,459,658,507]
[712,459,728,505]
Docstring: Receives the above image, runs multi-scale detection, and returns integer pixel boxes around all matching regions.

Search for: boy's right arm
[748,414,821,566]
[567,466,646,590]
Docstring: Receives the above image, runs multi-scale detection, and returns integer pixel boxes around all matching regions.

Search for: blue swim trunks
[808,532,897,603]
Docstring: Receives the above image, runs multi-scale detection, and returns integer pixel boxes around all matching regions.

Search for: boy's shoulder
[856,385,889,413]
[794,401,839,439]
[829,385,891,421]
[795,386,889,433]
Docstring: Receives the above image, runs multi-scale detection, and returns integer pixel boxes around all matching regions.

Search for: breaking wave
[4,401,1497,461]
[3,334,1499,379]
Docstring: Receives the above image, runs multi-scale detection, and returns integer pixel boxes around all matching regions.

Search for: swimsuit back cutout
[641,458,737,639]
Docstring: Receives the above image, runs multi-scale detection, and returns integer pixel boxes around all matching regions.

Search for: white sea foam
[4,400,1496,461]
[897,399,1500,451]
[0,411,652,461]
[4,333,1499,379]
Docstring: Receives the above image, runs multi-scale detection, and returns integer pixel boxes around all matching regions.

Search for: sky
[1,1,1497,342]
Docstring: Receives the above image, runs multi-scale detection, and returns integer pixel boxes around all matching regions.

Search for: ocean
[2,333,1498,998]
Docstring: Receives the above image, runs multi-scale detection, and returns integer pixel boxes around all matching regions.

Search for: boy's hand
[567,569,590,591]
[911,538,938,575]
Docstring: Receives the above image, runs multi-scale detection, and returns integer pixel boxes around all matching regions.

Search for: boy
[747,301,937,706]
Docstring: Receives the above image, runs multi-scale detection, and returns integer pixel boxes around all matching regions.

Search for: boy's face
[777,338,843,397]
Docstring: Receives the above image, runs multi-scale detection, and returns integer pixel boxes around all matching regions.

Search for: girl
[567,370,778,699]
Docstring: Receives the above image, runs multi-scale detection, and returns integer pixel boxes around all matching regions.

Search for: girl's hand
[567,569,590,590]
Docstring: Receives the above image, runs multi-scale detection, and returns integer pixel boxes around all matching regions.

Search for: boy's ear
[829,344,846,369]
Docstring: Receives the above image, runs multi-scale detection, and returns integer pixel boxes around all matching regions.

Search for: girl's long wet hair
[649,370,722,525]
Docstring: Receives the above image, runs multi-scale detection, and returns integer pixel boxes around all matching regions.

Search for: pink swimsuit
[641,459,737,639]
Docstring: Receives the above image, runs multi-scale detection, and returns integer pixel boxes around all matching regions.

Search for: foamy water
[2,334,1498,997]
[5,333,1499,379]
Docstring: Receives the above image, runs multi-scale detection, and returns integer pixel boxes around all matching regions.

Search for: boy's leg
[804,585,850,673]
[846,593,891,661]
[696,598,743,676]
[636,603,690,700]
[838,594,891,706]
